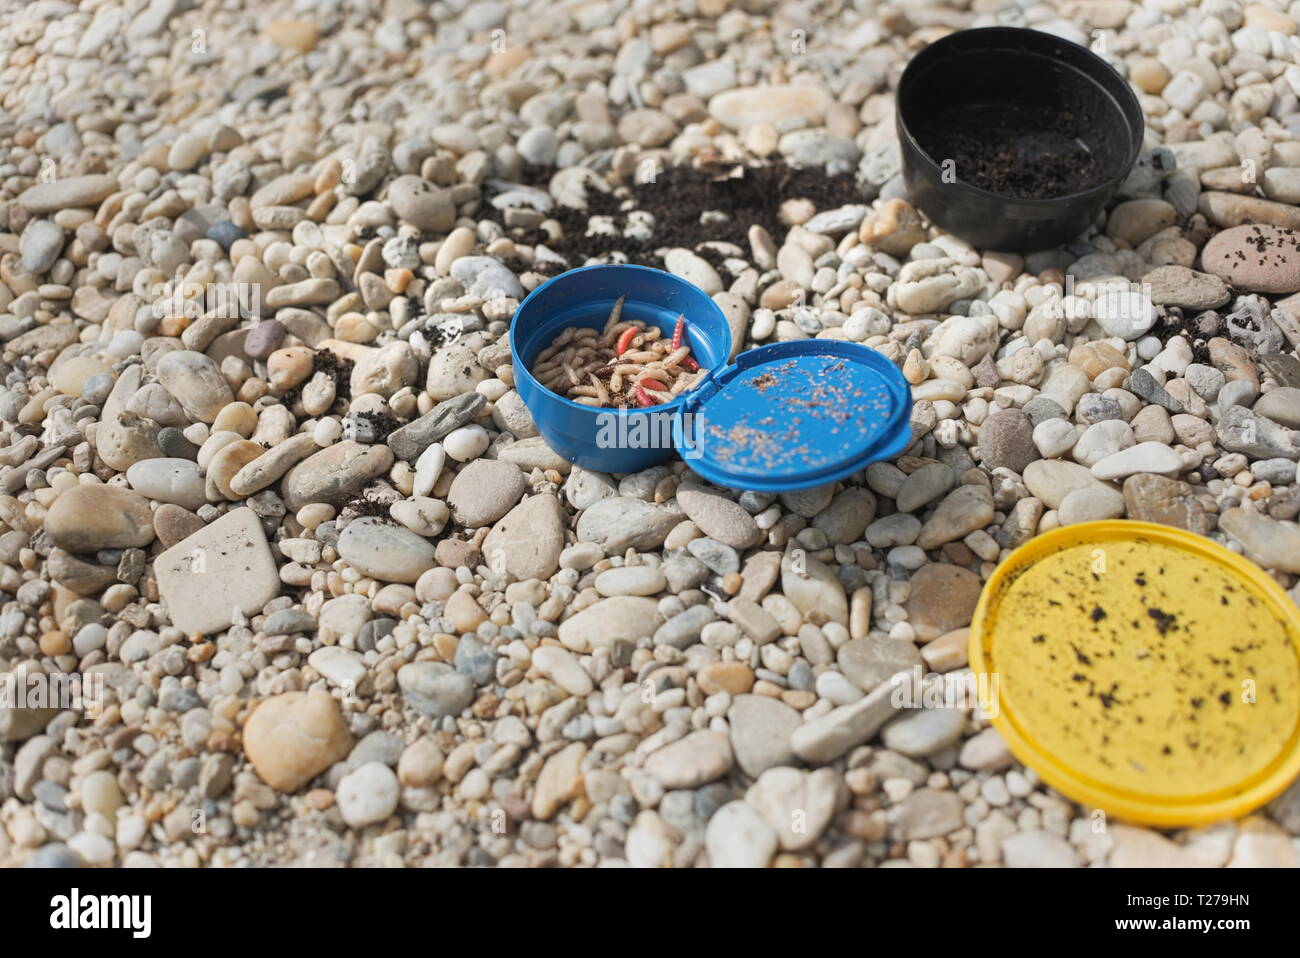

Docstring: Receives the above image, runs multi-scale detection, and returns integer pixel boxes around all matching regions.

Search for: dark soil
[342,496,393,518]
[355,409,398,441]
[277,349,354,409]
[1153,310,1214,366]
[914,103,1106,199]
[494,161,865,271]
[313,349,355,400]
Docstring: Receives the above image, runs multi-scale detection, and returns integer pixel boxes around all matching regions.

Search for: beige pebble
[267,346,315,391]
[212,401,258,437]
[205,439,264,500]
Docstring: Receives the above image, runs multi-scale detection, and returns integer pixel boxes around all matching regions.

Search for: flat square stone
[155,507,279,635]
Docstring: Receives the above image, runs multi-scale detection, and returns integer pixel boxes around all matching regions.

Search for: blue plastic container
[512,264,733,475]
[510,264,913,488]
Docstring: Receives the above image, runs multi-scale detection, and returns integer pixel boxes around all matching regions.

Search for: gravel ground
[3,0,1300,868]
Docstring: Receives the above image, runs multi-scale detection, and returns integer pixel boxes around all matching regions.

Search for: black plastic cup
[896,27,1143,253]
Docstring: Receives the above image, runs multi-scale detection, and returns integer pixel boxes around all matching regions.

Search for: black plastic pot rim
[896,26,1144,211]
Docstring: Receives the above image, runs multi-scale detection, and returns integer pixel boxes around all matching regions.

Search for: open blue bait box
[510,264,912,491]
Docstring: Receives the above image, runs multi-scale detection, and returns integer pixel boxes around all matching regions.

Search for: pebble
[1058,485,1127,524]
[388,175,455,232]
[895,462,954,512]
[727,694,801,777]
[663,248,723,294]
[881,707,966,758]
[397,662,476,718]
[708,85,831,131]
[746,766,840,851]
[243,690,354,793]
[18,174,117,213]
[481,494,566,581]
[20,220,65,273]
[387,393,485,460]
[892,788,965,841]
[557,596,662,653]
[978,409,1038,473]
[644,730,733,788]
[916,485,994,550]
[1255,387,1300,429]
[1201,224,1300,293]
[336,763,400,828]
[45,485,155,553]
[904,563,982,639]
[1144,265,1231,309]
[1219,509,1300,573]
[1002,830,1079,868]
[577,496,682,552]
[126,458,206,509]
[443,424,490,462]
[791,681,903,764]
[154,508,280,635]
[1092,288,1157,340]
[337,517,436,583]
[155,351,234,423]
[780,550,848,625]
[1091,441,1187,480]
[706,801,777,868]
[594,565,666,596]
[531,646,593,697]
[283,441,394,511]
[676,484,760,548]
[447,458,526,526]
[532,743,586,820]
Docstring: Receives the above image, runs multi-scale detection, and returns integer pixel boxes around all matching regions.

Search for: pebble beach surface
[3,0,1300,869]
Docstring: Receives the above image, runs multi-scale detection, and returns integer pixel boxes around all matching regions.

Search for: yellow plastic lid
[969,520,1300,827]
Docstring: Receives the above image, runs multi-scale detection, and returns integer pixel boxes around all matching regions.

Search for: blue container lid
[675,339,913,492]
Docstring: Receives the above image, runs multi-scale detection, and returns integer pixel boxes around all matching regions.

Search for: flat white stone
[155,508,280,635]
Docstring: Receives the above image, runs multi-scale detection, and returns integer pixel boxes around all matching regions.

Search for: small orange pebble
[158,315,189,337]
[315,158,342,193]
[39,630,70,656]
[385,268,414,293]
[305,191,335,221]
[187,643,216,664]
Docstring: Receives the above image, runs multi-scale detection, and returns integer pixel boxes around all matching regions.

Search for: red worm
[636,384,657,407]
[680,355,700,371]
[670,314,685,351]
[615,327,638,356]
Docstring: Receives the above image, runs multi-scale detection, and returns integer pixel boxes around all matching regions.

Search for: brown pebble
[781,689,817,710]
[698,661,755,695]
[153,503,206,549]
[40,630,70,656]
[435,536,480,568]
[432,632,459,661]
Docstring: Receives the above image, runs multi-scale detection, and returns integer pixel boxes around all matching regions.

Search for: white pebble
[443,424,489,462]
[413,442,446,496]
[336,762,400,828]
[476,378,510,401]
[313,417,342,445]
